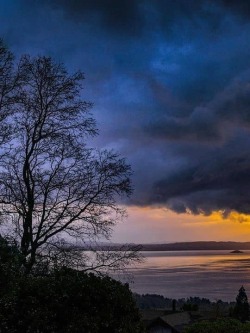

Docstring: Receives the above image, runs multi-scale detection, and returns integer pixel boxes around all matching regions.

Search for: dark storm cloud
[218,0,250,19]
[144,74,250,142]
[153,143,250,215]
[137,76,250,214]
[34,0,143,35]
[2,0,250,217]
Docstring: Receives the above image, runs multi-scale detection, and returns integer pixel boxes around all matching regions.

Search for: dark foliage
[184,318,250,333]
[0,237,144,333]
[0,236,23,296]
[2,271,144,332]
[182,303,199,311]
[233,286,250,322]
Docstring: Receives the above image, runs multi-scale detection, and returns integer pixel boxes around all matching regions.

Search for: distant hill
[78,241,250,251]
[139,241,250,251]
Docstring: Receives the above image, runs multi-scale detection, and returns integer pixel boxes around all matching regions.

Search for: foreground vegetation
[0,237,144,333]
[184,318,250,333]
[2,235,250,332]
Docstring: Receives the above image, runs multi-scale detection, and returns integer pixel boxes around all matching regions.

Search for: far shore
[78,241,250,252]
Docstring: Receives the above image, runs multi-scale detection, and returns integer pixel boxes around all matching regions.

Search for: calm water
[126,250,250,301]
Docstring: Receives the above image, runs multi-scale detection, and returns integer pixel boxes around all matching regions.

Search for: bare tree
[0,39,21,146]
[0,55,138,274]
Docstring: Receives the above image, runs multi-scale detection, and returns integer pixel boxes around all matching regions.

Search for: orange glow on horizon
[112,206,250,243]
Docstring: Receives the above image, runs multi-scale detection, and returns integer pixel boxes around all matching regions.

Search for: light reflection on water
[127,250,250,301]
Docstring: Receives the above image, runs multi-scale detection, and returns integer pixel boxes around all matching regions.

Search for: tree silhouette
[233,286,250,322]
[0,47,140,274]
[0,39,22,147]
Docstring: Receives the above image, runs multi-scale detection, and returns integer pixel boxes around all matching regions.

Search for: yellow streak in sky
[112,206,250,243]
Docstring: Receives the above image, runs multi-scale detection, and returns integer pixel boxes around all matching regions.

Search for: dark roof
[146,317,180,333]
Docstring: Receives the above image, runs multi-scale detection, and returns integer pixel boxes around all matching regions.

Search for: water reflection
[127,251,250,301]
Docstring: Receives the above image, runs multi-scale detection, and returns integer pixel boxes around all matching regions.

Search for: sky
[2,0,250,243]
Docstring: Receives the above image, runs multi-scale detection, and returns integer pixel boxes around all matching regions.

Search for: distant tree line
[184,286,250,332]
[136,286,250,333]
[134,293,211,310]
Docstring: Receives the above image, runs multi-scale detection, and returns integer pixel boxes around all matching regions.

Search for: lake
[125,250,250,302]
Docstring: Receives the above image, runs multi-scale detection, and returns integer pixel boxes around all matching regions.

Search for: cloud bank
[1,0,250,216]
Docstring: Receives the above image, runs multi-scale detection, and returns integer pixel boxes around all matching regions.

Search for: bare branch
[0,54,134,274]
